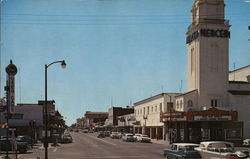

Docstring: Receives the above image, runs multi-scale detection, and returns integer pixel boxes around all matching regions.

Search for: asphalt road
[18,132,169,159]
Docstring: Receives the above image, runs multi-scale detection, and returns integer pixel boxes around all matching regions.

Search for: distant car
[88,129,94,133]
[0,138,31,153]
[104,131,111,137]
[243,139,250,146]
[97,131,105,138]
[122,133,136,142]
[163,143,201,159]
[82,129,88,133]
[74,129,79,132]
[110,132,121,139]
[133,134,142,141]
[59,135,73,144]
[137,134,151,143]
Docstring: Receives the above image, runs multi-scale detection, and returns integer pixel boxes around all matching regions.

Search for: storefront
[161,107,243,146]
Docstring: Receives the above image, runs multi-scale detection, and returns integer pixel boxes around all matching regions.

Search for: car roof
[199,141,234,147]
[173,143,199,146]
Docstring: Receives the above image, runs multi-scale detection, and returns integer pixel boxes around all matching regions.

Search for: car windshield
[1,0,248,158]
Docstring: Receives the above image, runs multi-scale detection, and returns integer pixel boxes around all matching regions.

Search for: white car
[110,132,121,139]
[243,139,250,146]
[137,134,151,143]
[195,141,248,159]
[122,133,136,142]
[133,134,142,141]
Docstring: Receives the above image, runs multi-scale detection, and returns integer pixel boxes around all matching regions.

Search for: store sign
[186,28,230,44]
[163,116,187,121]
[194,115,231,121]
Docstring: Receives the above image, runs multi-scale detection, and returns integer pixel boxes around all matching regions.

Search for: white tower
[186,0,230,108]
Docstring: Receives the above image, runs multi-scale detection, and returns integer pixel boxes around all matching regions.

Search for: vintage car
[137,134,151,143]
[110,132,121,139]
[0,138,31,153]
[133,134,142,141]
[163,143,201,159]
[195,141,249,159]
[243,139,250,147]
[58,134,73,144]
[97,131,106,138]
[122,133,136,142]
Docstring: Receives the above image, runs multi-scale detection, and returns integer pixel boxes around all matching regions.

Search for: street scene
[18,131,168,159]
[0,0,250,159]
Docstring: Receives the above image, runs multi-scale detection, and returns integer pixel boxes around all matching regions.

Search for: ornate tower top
[189,0,226,31]
[6,60,17,76]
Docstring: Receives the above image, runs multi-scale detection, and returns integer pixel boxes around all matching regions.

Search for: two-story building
[134,93,179,140]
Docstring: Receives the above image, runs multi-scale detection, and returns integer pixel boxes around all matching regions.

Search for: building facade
[134,93,179,140]
[161,0,248,144]
[84,111,108,128]
[106,107,134,127]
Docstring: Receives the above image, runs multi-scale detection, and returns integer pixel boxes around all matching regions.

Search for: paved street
[17,132,169,159]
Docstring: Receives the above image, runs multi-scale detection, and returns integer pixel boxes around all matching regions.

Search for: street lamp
[44,60,66,159]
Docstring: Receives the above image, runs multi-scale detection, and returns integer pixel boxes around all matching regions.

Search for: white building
[177,0,250,139]
[134,93,179,140]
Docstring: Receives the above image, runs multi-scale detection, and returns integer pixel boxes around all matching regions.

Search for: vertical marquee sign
[5,60,17,113]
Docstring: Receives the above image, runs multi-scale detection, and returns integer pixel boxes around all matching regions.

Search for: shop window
[180,129,184,141]
[160,103,162,113]
[211,99,218,107]
[180,100,183,110]
[201,128,210,140]
[225,129,242,140]
[187,100,193,107]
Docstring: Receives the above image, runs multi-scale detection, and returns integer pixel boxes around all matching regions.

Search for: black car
[16,135,34,145]
[97,131,105,138]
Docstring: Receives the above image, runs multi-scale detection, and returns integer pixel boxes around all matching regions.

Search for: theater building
[161,0,248,145]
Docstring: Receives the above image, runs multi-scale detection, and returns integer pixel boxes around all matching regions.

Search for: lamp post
[165,93,173,143]
[44,60,66,159]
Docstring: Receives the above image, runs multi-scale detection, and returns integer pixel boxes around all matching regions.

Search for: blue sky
[1,0,250,125]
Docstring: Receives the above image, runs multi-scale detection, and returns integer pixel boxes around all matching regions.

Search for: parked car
[122,133,136,142]
[0,138,31,153]
[243,139,250,147]
[163,143,201,159]
[88,129,94,133]
[59,134,73,144]
[195,141,249,159]
[16,135,34,145]
[104,131,111,137]
[137,134,151,143]
[97,131,105,138]
[82,129,88,133]
[133,134,142,141]
[110,132,121,139]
